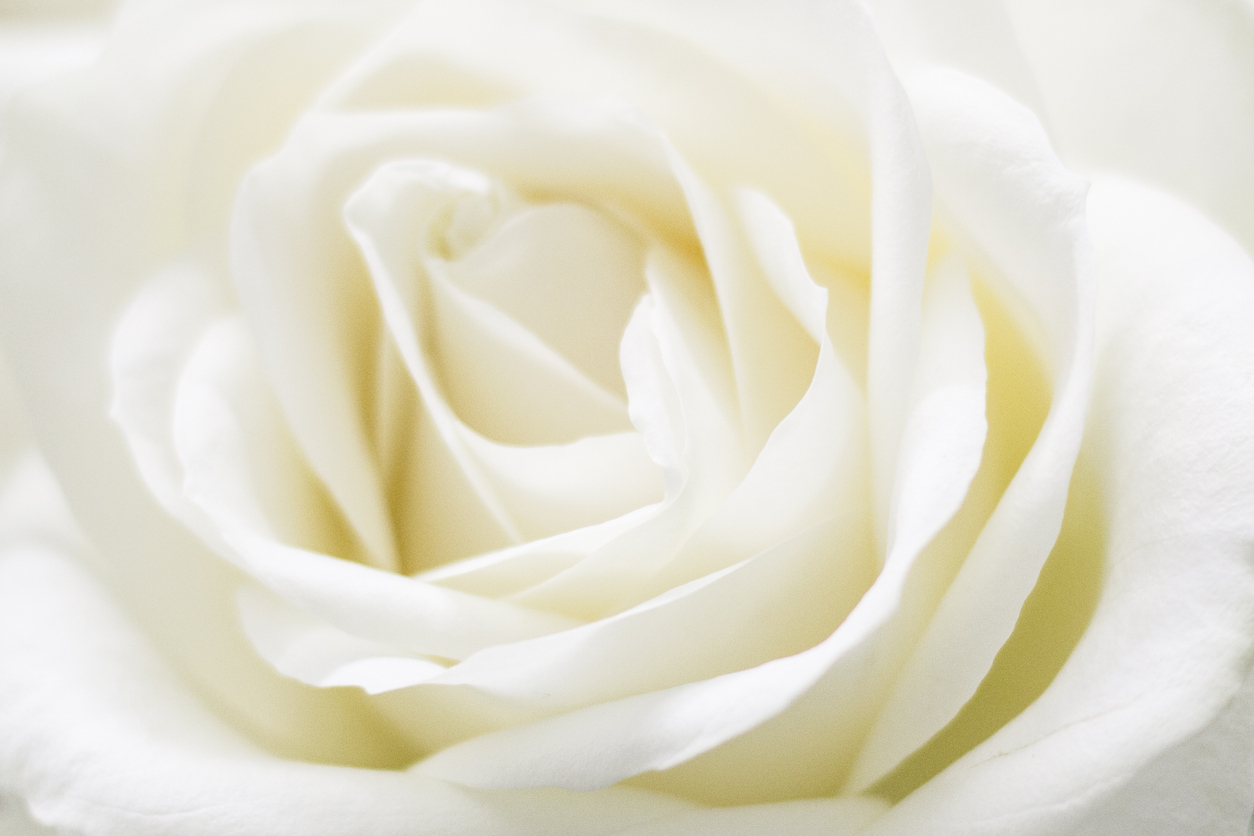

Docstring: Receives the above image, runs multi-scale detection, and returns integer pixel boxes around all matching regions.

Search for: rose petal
[0,1,410,762]
[236,584,448,694]
[412,8,981,799]
[0,466,699,836]
[168,317,583,660]
[854,176,1254,836]
[234,100,695,573]
[423,214,636,447]
[346,159,670,566]
[884,253,986,568]
[844,67,1093,791]
[857,0,1045,116]
[411,265,734,603]
[506,287,744,619]
[319,0,869,269]
[1007,0,1254,255]
[626,190,868,599]
[446,201,647,399]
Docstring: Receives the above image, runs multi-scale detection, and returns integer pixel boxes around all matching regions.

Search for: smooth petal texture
[167,318,582,660]
[844,67,1094,791]
[858,177,1254,835]
[546,0,933,549]
[233,100,691,575]
[503,272,745,619]
[0,0,417,765]
[1007,0,1254,256]
[344,160,660,541]
[0,461,699,836]
[858,0,1044,116]
[5,0,1254,832]
[445,201,646,399]
[320,0,868,267]
[882,253,985,574]
[414,133,973,803]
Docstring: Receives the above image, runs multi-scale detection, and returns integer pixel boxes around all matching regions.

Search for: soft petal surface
[0,458,698,836]
[0,0,420,764]
[857,176,1254,834]
[1007,0,1254,256]
[845,66,1093,790]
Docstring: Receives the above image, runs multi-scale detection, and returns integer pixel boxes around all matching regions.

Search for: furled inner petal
[345,159,665,551]
[624,189,868,600]
[316,0,869,270]
[232,99,694,577]
[168,314,582,661]
[506,289,745,620]
[661,145,818,453]
[423,224,633,447]
[862,53,934,559]
[411,183,980,799]
[408,299,691,599]
[445,202,646,399]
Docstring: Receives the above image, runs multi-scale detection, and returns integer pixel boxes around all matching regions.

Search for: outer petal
[846,66,1093,791]
[0,458,697,836]
[857,0,1044,115]
[1006,0,1254,256]
[0,0,414,764]
[861,177,1254,834]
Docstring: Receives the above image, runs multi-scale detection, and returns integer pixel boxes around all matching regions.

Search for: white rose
[3,1,1254,834]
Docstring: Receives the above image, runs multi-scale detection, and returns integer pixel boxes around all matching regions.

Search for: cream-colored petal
[236,583,448,694]
[425,252,632,446]
[858,175,1254,836]
[0,2,406,761]
[446,201,647,399]
[662,146,817,453]
[884,253,986,566]
[168,318,581,660]
[346,159,664,554]
[631,190,868,599]
[508,291,744,619]
[844,67,1093,791]
[0,470,698,836]
[318,0,868,268]
[858,0,1045,116]
[1007,0,1254,256]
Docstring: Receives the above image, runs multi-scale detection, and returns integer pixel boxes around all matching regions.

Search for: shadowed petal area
[843,66,1094,791]
[0,1,426,764]
[0,460,699,836]
[851,177,1254,835]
